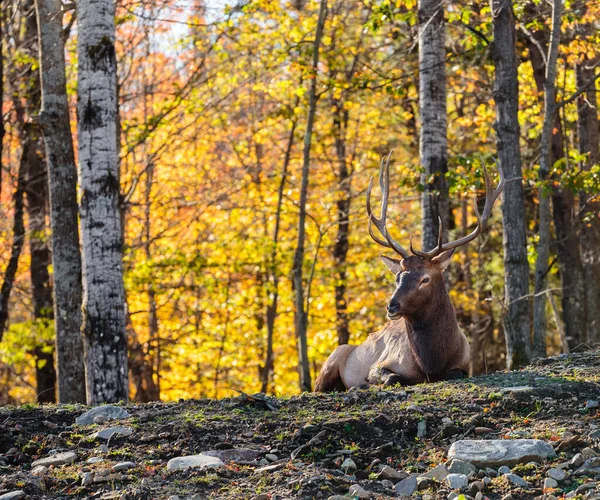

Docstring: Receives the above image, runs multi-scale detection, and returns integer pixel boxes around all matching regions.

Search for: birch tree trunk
[418,0,449,251]
[576,56,600,344]
[291,0,327,392]
[490,0,531,368]
[77,0,128,404]
[533,0,562,358]
[34,0,86,403]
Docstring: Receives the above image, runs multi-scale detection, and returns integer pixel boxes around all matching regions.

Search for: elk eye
[420,277,430,286]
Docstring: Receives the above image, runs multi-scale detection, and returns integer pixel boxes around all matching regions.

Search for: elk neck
[402,282,460,376]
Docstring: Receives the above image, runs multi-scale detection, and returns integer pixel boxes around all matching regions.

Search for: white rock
[166,454,225,471]
[417,420,427,438]
[87,457,104,464]
[341,457,357,473]
[445,473,468,490]
[113,461,136,471]
[76,406,130,425]
[0,492,26,500]
[82,471,94,487]
[348,484,370,498]
[32,451,77,467]
[31,465,49,476]
[448,439,556,468]
[93,426,133,440]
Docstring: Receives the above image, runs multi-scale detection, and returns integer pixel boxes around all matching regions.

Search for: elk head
[366,153,505,321]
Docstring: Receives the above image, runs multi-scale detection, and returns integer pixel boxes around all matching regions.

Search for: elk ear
[431,248,456,271]
[380,255,403,274]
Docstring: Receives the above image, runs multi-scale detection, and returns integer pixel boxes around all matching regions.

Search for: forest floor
[1,350,600,500]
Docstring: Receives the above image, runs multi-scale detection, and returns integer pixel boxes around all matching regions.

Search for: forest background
[1,0,599,404]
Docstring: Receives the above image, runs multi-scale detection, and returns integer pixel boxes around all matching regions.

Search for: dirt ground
[1,350,600,499]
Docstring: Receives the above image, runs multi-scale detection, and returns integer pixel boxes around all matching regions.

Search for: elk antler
[366,152,410,259]
[367,155,505,260]
[410,159,505,259]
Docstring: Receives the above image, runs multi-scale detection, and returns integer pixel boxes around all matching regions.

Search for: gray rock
[166,454,225,471]
[76,406,131,425]
[327,497,349,500]
[204,449,262,463]
[417,420,427,438]
[32,451,77,467]
[417,476,433,490]
[87,457,104,464]
[0,492,26,500]
[445,473,468,490]
[378,465,407,481]
[475,493,484,500]
[498,466,511,474]
[582,447,599,459]
[265,454,278,462]
[380,479,394,489]
[348,484,370,498]
[31,465,49,476]
[589,430,600,440]
[82,471,94,487]
[544,477,558,489]
[575,456,600,475]
[570,453,585,467]
[113,461,136,471]
[93,426,133,440]
[447,459,477,476]
[93,415,107,424]
[341,457,357,473]
[469,481,484,496]
[586,400,599,409]
[503,473,529,488]
[483,477,492,486]
[485,467,497,477]
[422,463,449,480]
[394,475,417,496]
[547,467,567,481]
[448,439,556,468]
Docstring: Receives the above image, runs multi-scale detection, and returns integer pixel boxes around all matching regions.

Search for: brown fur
[314,253,470,392]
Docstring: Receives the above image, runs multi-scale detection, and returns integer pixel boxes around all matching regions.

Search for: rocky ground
[1,351,600,499]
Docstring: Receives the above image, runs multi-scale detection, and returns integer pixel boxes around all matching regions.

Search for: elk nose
[387,302,400,316]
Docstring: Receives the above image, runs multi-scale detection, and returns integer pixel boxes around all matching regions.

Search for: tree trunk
[291,0,326,393]
[490,0,531,368]
[27,135,57,403]
[34,0,86,403]
[418,0,449,251]
[0,142,28,340]
[332,99,351,345]
[261,98,300,394]
[533,0,562,358]
[77,0,128,404]
[576,58,600,344]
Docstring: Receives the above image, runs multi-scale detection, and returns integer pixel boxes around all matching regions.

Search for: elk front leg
[368,366,407,387]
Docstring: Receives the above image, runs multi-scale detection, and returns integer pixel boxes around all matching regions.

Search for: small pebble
[544,477,558,489]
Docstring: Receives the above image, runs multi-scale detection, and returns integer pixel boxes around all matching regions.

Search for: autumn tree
[490,0,531,368]
[77,0,128,404]
[34,0,85,402]
[419,0,449,249]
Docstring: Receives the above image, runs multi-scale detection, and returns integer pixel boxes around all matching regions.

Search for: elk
[314,154,505,391]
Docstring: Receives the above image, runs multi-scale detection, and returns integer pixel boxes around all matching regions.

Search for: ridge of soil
[1,350,600,499]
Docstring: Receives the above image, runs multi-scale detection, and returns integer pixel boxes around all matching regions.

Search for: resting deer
[314,155,505,391]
